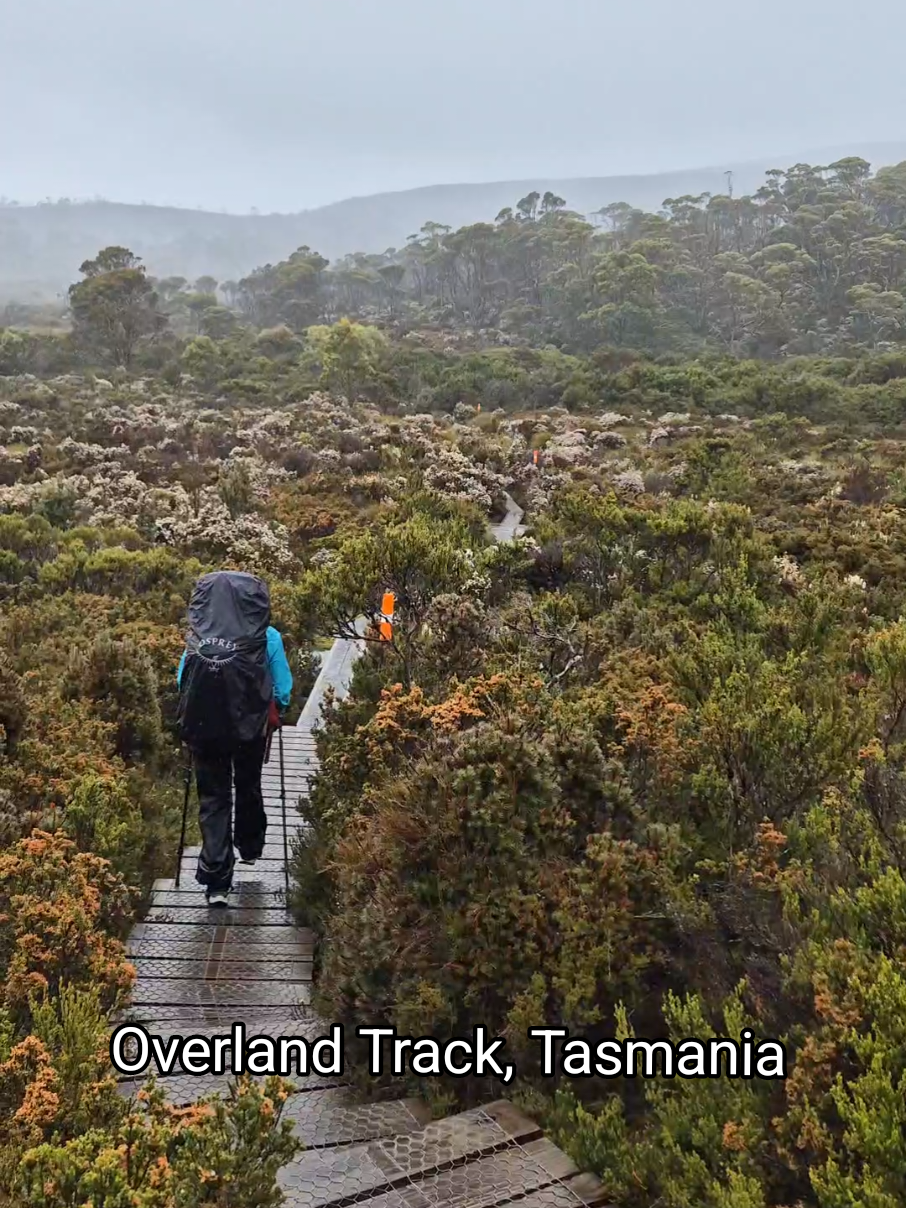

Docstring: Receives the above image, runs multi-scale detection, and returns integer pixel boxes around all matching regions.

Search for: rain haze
[3,0,906,213]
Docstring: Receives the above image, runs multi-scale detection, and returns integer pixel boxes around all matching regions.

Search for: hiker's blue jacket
[177,626,293,711]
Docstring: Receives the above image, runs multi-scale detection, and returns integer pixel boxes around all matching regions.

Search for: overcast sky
[3,0,906,213]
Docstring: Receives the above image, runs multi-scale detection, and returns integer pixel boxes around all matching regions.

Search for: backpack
[177,570,273,747]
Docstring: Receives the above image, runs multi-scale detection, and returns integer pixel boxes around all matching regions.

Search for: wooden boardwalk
[489,493,526,543]
[118,500,608,1208]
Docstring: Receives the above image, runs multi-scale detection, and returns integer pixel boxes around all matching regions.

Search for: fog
[3,0,906,212]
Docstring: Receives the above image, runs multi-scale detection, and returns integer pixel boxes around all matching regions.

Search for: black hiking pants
[191,735,268,893]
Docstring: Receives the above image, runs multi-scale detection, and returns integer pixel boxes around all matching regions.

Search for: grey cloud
[2,0,905,211]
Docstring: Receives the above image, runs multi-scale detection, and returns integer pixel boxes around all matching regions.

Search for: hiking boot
[238,858,257,867]
[206,890,230,907]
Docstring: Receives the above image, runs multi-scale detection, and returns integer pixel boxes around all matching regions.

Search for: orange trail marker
[533,449,540,465]
[380,591,395,641]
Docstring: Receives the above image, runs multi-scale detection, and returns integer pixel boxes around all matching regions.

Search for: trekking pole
[175,749,192,888]
[278,721,290,896]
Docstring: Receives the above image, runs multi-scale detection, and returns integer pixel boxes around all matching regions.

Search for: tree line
[42,157,906,370]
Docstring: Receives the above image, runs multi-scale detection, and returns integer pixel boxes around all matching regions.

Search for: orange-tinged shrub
[0,831,135,1028]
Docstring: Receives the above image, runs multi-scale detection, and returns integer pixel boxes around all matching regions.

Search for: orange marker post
[380,591,395,641]
[533,449,540,466]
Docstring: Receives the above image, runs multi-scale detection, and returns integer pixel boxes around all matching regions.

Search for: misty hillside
[5,143,906,301]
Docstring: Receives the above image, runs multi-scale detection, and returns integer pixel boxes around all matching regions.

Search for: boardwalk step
[173,870,295,888]
[180,849,291,865]
[120,1004,318,1029]
[129,979,310,1007]
[143,906,291,924]
[130,958,312,981]
[179,844,299,861]
[130,922,308,942]
[166,870,298,888]
[343,1143,575,1208]
[128,1011,325,1037]
[276,1104,547,1208]
[283,1090,427,1148]
[151,890,287,908]
[128,936,313,959]
[153,877,288,895]
[118,1067,347,1098]
[152,880,284,896]
[118,1065,350,1097]
[164,867,294,890]
[117,1081,425,1149]
[279,1112,607,1208]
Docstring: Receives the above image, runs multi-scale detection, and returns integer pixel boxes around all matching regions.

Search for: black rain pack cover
[177,571,273,746]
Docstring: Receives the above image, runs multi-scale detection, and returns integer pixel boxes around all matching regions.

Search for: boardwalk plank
[128,936,314,959]
[130,958,312,981]
[130,979,310,1007]
[143,906,292,925]
[130,922,306,942]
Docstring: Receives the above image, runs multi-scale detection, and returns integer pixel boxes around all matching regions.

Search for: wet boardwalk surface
[119,506,607,1208]
[489,494,526,543]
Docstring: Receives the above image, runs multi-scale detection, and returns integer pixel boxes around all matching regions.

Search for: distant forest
[8,156,906,364]
[228,157,906,359]
[0,159,788,296]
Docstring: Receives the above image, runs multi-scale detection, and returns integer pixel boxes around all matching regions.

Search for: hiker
[176,570,293,906]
